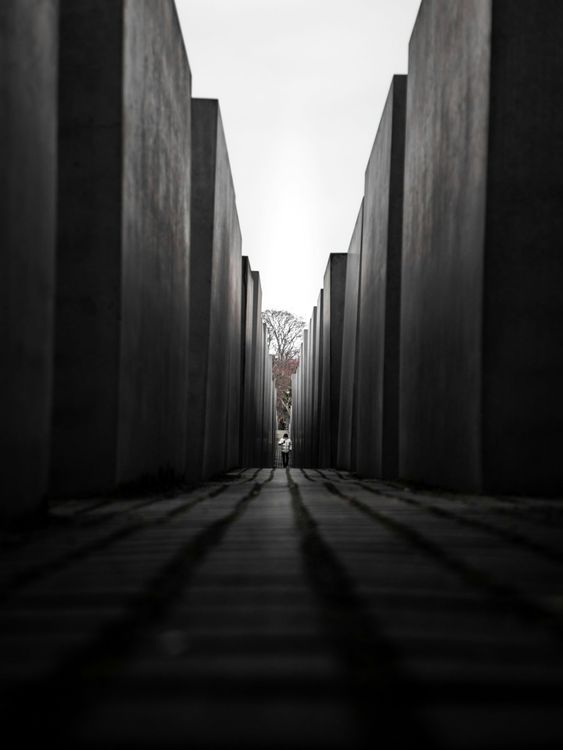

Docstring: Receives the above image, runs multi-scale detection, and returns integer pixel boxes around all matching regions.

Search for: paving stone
[2,469,563,748]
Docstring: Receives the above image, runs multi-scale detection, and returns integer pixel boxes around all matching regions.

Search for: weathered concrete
[356,76,406,480]
[251,273,265,465]
[292,341,305,466]
[262,350,275,466]
[225,216,242,471]
[400,0,563,494]
[118,1,191,484]
[52,0,191,495]
[186,99,241,483]
[240,258,255,466]
[312,297,324,467]
[257,325,268,466]
[318,254,347,467]
[0,0,58,524]
[337,203,364,471]
[307,308,317,468]
[298,330,310,467]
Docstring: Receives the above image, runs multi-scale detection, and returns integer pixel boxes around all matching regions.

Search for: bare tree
[262,309,305,360]
[262,310,305,428]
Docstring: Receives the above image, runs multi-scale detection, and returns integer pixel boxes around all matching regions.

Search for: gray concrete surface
[356,76,406,480]
[260,331,275,466]
[52,0,191,495]
[309,305,319,468]
[186,99,241,483]
[312,297,323,468]
[337,203,363,472]
[251,273,265,466]
[240,259,255,466]
[401,0,563,494]
[318,254,347,468]
[296,330,310,467]
[400,0,493,493]
[225,211,243,471]
[118,0,192,484]
[2,469,563,748]
[481,0,563,494]
[0,0,58,524]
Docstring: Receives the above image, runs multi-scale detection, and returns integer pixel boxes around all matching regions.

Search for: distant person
[278,433,292,468]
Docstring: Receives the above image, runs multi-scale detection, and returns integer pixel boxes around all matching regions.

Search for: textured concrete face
[0,0,58,524]
[292,342,305,467]
[400,0,491,491]
[401,0,563,493]
[262,350,274,466]
[225,214,242,470]
[337,204,363,471]
[482,0,563,494]
[313,296,324,467]
[240,259,255,466]
[318,254,347,468]
[52,0,191,494]
[308,306,319,467]
[187,99,241,482]
[251,272,264,465]
[118,0,191,483]
[300,330,310,467]
[52,0,124,494]
[356,77,406,480]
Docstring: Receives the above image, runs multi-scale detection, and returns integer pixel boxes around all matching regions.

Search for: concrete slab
[307,309,317,468]
[319,254,347,468]
[299,331,310,467]
[225,216,242,471]
[0,0,58,525]
[186,99,241,483]
[337,203,364,471]
[240,258,255,466]
[312,296,323,468]
[52,0,191,495]
[356,76,406,480]
[400,0,563,493]
[251,274,264,465]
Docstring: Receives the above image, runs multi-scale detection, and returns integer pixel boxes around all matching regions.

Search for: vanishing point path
[2,469,563,749]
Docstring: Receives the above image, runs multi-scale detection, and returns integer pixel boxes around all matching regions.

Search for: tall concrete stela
[292,0,563,497]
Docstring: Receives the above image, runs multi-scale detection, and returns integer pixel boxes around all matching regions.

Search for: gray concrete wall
[225,210,242,470]
[118,0,191,484]
[0,0,58,524]
[259,326,271,466]
[52,0,124,495]
[293,343,305,466]
[300,331,310,467]
[307,309,317,467]
[52,0,191,495]
[337,203,363,471]
[262,351,274,466]
[319,254,347,467]
[240,258,255,466]
[401,0,563,494]
[482,0,563,494]
[187,99,240,482]
[400,0,491,492]
[251,273,264,465]
[312,297,323,467]
[356,76,406,480]
[290,371,299,463]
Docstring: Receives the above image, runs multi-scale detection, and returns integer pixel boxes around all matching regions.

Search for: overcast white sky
[176,0,421,322]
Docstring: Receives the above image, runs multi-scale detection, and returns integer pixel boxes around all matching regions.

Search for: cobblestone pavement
[1,468,563,748]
